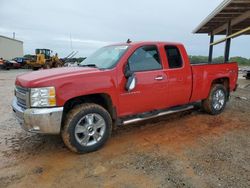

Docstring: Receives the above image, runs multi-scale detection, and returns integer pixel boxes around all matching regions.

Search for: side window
[128,45,162,72]
[165,46,183,69]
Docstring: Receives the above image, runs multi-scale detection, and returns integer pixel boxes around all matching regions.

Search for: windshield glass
[79,45,129,69]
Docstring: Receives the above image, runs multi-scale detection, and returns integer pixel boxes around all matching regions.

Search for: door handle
[155,76,164,81]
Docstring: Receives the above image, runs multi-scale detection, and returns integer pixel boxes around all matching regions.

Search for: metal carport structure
[193,0,250,62]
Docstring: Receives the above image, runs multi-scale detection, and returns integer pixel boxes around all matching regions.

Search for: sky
[0,0,249,58]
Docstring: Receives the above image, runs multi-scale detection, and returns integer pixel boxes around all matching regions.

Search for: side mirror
[125,74,136,92]
[124,62,133,78]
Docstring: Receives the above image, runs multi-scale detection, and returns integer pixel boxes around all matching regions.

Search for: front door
[118,45,168,117]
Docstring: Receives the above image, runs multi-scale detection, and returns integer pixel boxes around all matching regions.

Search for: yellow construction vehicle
[26,49,64,70]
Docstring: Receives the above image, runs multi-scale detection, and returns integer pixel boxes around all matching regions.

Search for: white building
[0,35,23,60]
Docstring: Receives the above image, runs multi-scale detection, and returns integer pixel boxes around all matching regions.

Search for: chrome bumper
[12,97,63,134]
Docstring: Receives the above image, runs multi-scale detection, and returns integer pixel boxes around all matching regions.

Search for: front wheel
[202,84,227,115]
[61,103,112,153]
[32,67,39,71]
[43,62,51,69]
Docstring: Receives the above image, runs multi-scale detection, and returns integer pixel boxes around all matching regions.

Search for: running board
[122,105,194,125]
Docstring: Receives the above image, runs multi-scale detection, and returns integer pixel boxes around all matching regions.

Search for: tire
[32,67,39,71]
[61,103,112,153]
[54,63,62,68]
[43,62,50,69]
[202,84,227,115]
[4,65,10,70]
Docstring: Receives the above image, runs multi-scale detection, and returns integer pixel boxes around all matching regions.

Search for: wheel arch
[62,93,117,122]
[210,77,230,99]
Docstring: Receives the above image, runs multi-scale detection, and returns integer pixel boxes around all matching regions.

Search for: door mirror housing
[124,62,133,78]
[125,74,136,92]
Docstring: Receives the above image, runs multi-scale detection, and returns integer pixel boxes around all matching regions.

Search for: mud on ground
[0,69,249,188]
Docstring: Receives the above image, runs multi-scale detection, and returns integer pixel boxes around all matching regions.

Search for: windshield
[79,45,129,69]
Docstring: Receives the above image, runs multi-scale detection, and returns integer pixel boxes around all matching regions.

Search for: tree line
[189,56,250,66]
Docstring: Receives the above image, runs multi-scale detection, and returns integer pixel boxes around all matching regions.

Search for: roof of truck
[110,41,184,46]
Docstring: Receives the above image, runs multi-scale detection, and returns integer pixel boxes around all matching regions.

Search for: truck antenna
[126,39,132,44]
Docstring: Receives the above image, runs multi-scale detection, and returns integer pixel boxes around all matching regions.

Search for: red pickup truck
[12,41,238,153]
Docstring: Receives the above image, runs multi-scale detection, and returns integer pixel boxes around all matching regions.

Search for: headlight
[30,87,56,107]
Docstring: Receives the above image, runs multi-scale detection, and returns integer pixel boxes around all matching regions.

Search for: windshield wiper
[79,64,98,68]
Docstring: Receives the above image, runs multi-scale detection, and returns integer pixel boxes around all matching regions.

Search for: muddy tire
[202,84,227,115]
[43,62,51,69]
[54,63,62,68]
[61,103,112,153]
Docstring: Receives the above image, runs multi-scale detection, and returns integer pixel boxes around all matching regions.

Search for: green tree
[189,55,250,66]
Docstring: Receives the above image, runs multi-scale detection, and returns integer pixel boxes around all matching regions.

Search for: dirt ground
[0,69,249,188]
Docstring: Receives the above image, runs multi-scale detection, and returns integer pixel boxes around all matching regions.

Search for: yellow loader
[26,49,63,70]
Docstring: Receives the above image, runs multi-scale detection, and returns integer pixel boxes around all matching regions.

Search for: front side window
[128,45,162,72]
[165,46,183,69]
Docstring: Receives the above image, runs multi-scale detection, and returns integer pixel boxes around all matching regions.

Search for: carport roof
[193,0,250,35]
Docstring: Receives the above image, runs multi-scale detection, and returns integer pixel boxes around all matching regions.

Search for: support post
[224,21,232,62]
[208,32,214,63]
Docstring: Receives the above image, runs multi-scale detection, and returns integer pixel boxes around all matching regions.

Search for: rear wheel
[202,84,227,115]
[61,103,112,153]
[246,74,250,80]
[54,62,63,68]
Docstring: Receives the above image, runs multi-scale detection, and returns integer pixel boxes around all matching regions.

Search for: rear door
[118,45,168,116]
[163,45,192,107]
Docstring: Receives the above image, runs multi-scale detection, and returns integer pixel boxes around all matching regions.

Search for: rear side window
[165,46,183,69]
[128,45,162,72]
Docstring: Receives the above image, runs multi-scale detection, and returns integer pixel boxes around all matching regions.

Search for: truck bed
[190,62,238,102]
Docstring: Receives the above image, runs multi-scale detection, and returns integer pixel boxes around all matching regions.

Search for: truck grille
[15,86,29,109]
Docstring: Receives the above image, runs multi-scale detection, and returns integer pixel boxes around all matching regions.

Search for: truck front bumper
[12,97,63,134]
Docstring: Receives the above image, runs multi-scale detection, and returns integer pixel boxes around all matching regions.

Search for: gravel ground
[0,69,249,188]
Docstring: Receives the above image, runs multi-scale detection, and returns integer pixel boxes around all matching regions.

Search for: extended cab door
[118,45,168,116]
[163,45,192,107]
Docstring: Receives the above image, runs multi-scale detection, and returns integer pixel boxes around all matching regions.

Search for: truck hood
[16,67,101,87]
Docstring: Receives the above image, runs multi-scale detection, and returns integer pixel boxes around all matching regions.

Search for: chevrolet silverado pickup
[12,41,238,153]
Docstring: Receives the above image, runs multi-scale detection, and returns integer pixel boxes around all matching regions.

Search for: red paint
[15,42,238,118]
